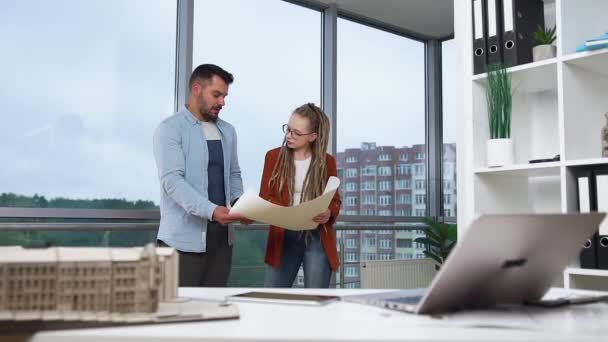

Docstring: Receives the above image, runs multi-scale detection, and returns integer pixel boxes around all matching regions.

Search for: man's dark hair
[189,64,234,89]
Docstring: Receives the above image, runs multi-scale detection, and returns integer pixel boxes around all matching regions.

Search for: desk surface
[28,287,608,342]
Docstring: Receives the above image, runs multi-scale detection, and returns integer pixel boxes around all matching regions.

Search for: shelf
[474,162,561,177]
[472,58,557,93]
[565,158,608,167]
[562,48,608,78]
[565,267,608,277]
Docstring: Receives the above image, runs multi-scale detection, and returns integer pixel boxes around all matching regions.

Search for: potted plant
[486,63,513,167]
[414,217,457,271]
[530,25,557,61]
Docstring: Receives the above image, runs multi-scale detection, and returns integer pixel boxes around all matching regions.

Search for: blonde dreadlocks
[269,103,330,206]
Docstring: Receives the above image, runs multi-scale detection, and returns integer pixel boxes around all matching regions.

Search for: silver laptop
[343,213,605,314]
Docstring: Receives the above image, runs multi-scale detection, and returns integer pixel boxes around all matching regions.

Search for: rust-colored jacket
[260,147,342,272]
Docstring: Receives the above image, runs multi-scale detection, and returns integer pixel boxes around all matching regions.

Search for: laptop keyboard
[384,295,423,305]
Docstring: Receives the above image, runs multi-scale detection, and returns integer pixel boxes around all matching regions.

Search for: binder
[472,0,488,74]
[486,0,502,65]
[598,235,608,269]
[577,175,597,269]
[594,173,608,269]
[500,0,545,67]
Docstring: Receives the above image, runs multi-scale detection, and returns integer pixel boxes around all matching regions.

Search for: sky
[0,0,455,205]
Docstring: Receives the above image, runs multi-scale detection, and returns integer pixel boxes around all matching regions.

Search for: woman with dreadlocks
[260,103,341,288]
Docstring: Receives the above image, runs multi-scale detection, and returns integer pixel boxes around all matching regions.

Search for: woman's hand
[312,209,331,224]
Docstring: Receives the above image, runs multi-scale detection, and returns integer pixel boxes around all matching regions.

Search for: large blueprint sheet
[229,176,340,231]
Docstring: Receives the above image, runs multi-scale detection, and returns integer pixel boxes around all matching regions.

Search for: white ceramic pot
[533,45,556,62]
[487,138,514,167]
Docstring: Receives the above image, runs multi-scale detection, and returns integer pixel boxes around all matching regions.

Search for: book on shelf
[576,32,608,52]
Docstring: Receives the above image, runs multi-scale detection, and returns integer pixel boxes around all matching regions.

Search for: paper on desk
[230,176,340,231]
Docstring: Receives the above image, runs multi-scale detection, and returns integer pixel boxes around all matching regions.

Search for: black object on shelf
[500,0,545,67]
[529,154,560,163]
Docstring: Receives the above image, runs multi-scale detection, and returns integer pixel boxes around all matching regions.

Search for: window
[378,181,391,191]
[361,181,375,191]
[414,164,425,176]
[396,164,410,175]
[345,253,358,262]
[362,195,375,205]
[0,1,177,209]
[346,182,358,192]
[444,209,451,217]
[396,208,412,216]
[397,253,413,260]
[415,180,426,189]
[442,39,457,218]
[396,194,411,204]
[194,0,321,192]
[345,210,358,215]
[415,209,426,216]
[346,239,357,248]
[379,254,392,260]
[378,166,392,176]
[361,166,376,176]
[395,179,411,190]
[345,266,358,277]
[362,209,376,215]
[346,156,357,163]
[364,237,376,248]
[336,18,425,219]
[444,194,451,205]
[379,195,391,205]
[416,152,425,159]
[346,196,358,206]
[346,168,358,178]
[378,210,392,216]
[415,194,426,204]
[396,239,412,248]
[379,239,392,249]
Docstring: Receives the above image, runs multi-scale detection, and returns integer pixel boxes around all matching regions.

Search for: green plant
[414,217,457,270]
[530,25,557,46]
[486,63,512,139]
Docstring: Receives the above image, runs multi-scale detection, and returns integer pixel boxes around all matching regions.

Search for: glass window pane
[336,19,426,218]
[0,0,177,210]
[442,39,457,218]
[193,0,321,287]
[193,0,321,191]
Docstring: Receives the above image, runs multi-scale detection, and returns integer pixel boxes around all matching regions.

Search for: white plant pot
[533,45,556,62]
[487,138,514,167]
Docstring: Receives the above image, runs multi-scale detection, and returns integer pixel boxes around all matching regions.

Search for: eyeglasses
[282,124,314,137]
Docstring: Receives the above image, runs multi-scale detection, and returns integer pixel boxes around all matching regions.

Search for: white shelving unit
[455,0,608,290]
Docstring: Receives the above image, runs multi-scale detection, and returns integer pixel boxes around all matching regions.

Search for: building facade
[335,142,457,288]
[0,244,178,315]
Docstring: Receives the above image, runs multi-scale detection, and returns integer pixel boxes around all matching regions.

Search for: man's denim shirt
[153,106,243,253]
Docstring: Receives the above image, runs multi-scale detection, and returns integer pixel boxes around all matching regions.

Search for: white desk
[27,287,608,342]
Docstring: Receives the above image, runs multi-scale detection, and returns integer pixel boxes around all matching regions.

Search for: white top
[201,121,220,140]
[30,287,608,342]
[292,157,311,206]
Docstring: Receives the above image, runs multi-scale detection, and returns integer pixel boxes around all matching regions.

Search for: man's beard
[201,109,217,122]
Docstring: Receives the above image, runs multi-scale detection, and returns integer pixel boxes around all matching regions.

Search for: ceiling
[299,0,454,40]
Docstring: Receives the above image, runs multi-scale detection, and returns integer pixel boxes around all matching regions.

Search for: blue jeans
[264,229,332,288]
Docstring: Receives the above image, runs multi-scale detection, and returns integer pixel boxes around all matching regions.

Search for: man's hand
[312,209,331,224]
[212,206,243,225]
[239,218,254,225]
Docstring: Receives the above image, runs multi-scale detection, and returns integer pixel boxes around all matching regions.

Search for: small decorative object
[414,217,457,271]
[530,25,557,62]
[602,112,608,157]
[486,63,514,167]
